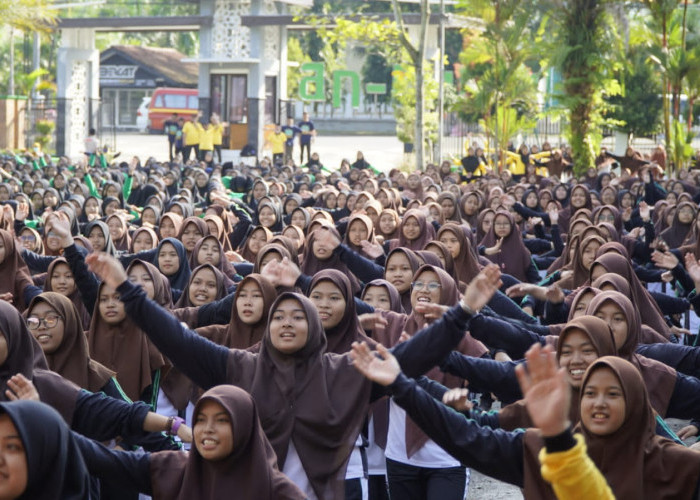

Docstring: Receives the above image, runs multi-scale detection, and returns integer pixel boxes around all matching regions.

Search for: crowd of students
[0,140,699,499]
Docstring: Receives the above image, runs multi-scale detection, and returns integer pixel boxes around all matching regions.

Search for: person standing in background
[199,117,215,162]
[266,124,287,165]
[210,113,228,164]
[281,116,299,165]
[182,112,202,162]
[297,111,316,165]
[174,117,185,160]
[163,113,179,161]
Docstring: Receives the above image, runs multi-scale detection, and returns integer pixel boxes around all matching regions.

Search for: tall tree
[541,0,622,174]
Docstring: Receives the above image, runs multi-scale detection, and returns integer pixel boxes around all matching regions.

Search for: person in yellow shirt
[199,121,215,162]
[210,113,228,163]
[181,112,202,162]
[265,124,287,165]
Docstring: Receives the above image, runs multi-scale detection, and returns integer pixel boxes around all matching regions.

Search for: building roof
[100,45,198,87]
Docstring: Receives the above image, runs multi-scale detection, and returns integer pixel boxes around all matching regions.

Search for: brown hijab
[479,211,533,282]
[0,228,34,311]
[150,385,305,500]
[88,279,166,402]
[391,209,436,251]
[129,226,159,253]
[44,257,91,330]
[225,293,373,499]
[26,292,114,392]
[203,213,234,252]
[174,264,228,309]
[586,291,677,417]
[158,212,183,240]
[590,253,672,338]
[301,226,361,295]
[309,269,375,354]
[240,226,273,264]
[343,213,378,259]
[384,247,423,314]
[562,235,605,290]
[197,274,277,349]
[500,316,616,431]
[437,223,481,285]
[188,235,236,286]
[0,300,79,424]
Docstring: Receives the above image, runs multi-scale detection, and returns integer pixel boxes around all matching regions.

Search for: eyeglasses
[412,281,442,291]
[26,315,61,330]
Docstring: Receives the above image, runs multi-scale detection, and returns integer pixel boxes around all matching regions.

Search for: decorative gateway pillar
[56,28,99,158]
[197,0,287,156]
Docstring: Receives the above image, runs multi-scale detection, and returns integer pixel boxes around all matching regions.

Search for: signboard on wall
[100,65,139,86]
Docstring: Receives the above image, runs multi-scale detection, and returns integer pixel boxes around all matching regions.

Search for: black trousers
[168,139,176,161]
[386,458,467,500]
[214,144,222,163]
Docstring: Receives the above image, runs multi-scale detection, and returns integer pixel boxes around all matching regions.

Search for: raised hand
[45,217,74,248]
[548,209,559,225]
[413,303,449,320]
[506,283,537,299]
[6,374,40,401]
[462,264,502,313]
[1,205,13,225]
[652,250,679,270]
[544,284,565,304]
[15,202,28,222]
[313,226,341,253]
[639,201,651,222]
[515,344,571,437]
[442,388,472,412]
[684,253,700,287]
[484,237,503,256]
[350,341,400,386]
[261,256,300,288]
[86,253,129,290]
[358,313,388,332]
[360,240,384,259]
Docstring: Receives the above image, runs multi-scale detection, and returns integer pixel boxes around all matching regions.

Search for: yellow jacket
[539,434,615,500]
[505,150,552,176]
[200,124,215,151]
[211,123,225,146]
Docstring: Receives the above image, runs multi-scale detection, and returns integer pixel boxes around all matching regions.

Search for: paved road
[111,132,407,172]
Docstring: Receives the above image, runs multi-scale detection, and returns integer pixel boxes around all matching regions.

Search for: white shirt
[283,441,319,500]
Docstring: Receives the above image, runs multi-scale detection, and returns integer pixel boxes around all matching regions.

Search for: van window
[154,95,164,107]
[163,94,188,108]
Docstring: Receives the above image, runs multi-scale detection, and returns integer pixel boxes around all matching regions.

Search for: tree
[540,0,623,174]
[453,0,539,170]
[608,48,663,137]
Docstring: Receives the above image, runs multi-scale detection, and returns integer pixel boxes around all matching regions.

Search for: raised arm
[86,253,230,390]
[350,342,525,487]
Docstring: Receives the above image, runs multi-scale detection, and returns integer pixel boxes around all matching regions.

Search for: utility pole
[437,0,445,163]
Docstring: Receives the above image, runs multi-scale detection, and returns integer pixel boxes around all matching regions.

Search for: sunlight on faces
[127,264,155,299]
[439,231,460,259]
[181,223,203,252]
[410,270,441,311]
[132,232,154,253]
[188,268,218,306]
[362,286,391,311]
[581,367,626,436]
[385,253,413,293]
[49,263,76,296]
[309,281,346,330]
[558,329,599,388]
[157,243,180,277]
[269,299,309,354]
[0,413,27,500]
[98,284,126,325]
[197,237,221,266]
[159,217,177,239]
[194,400,234,461]
[592,301,629,350]
[27,301,64,355]
[402,216,421,241]
[348,220,369,247]
[87,226,106,252]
